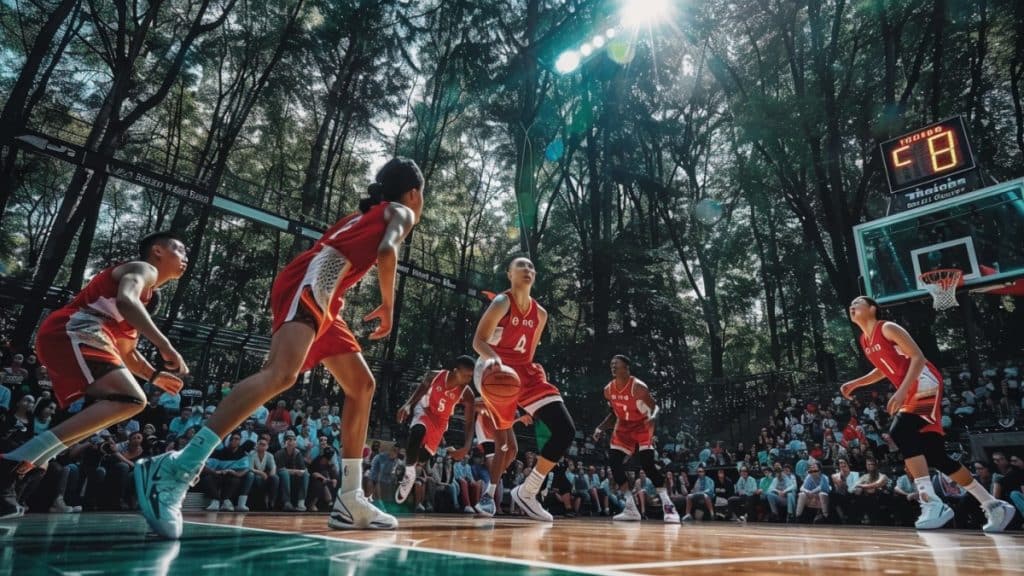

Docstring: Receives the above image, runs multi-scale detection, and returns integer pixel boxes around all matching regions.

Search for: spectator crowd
[2,343,1022,530]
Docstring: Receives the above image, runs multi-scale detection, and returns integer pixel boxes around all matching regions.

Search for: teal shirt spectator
[800,472,830,493]
[735,475,758,496]
[157,391,181,412]
[692,474,715,495]
[795,458,810,480]
[769,473,797,494]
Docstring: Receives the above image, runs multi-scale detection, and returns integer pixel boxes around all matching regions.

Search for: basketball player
[394,355,476,505]
[842,296,1016,532]
[473,255,576,521]
[593,355,679,523]
[1,232,189,518]
[136,158,424,538]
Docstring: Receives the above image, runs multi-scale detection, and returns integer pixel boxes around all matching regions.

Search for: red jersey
[485,292,542,365]
[40,265,153,343]
[418,370,466,422]
[274,202,392,332]
[604,377,650,424]
[859,321,941,398]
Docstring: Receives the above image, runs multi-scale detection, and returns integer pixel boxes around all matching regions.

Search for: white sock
[485,482,496,497]
[341,458,362,493]
[962,479,996,506]
[176,426,222,473]
[521,469,545,497]
[914,476,939,503]
[4,431,67,466]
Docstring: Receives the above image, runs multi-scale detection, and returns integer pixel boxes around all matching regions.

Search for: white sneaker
[613,497,641,521]
[395,472,415,504]
[982,500,1017,533]
[475,494,496,517]
[681,513,694,523]
[662,503,681,524]
[221,499,234,512]
[328,489,398,530]
[205,500,220,512]
[463,505,476,514]
[915,501,954,530]
[50,496,73,513]
[510,486,553,522]
[296,501,306,512]
[235,503,249,513]
[135,452,199,540]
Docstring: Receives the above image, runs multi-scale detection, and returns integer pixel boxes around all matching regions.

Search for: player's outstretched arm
[839,368,886,399]
[397,370,437,423]
[114,262,188,374]
[366,203,417,340]
[472,294,511,365]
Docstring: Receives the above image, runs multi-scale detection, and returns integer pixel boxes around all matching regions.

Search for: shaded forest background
[2,0,1023,438]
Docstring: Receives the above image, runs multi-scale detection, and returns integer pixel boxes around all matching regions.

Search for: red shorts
[270,276,361,372]
[478,361,561,430]
[899,366,944,435]
[411,408,448,454]
[35,312,127,409]
[610,421,654,456]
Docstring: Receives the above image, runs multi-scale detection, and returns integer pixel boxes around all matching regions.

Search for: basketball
[481,363,521,402]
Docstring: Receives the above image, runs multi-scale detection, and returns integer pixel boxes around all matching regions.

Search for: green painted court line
[0,514,628,576]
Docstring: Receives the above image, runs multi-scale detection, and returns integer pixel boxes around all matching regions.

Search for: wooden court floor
[2,512,1022,575]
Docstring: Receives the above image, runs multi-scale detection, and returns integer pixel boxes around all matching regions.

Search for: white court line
[185,519,633,576]
[594,544,1024,571]
[705,530,925,548]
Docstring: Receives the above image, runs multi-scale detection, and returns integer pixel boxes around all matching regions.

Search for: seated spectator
[307,447,338,512]
[201,432,250,512]
[244,437,277,511]
[852,458,889,525]
[766,463,797,522]
[168,406,199,439]
[664,470,686,516]
[995,453,1023,518]
[431,452,459,513]
[453,453,480,513]
[714,468,734,520]
[796,461,829,523]
[31,398,56,435]
[682,466,714,522]
[730,466,758,521]
[892,464,919,526]
[275,432,309,511]
[156,388,181,419]
[635,468,658,518]
[266,400,292,434]
[370,445,400,505]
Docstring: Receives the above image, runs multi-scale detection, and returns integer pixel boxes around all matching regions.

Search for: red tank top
[486,292,541,365]
[605,377,650,424]
[47,265,153,341]
[859,321,940,391]
[279,202,393,319]
[421,370,465,422]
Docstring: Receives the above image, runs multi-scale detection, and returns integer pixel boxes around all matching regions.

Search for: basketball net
[920,269,962,311]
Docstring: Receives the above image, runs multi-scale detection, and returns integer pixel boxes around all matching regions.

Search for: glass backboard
[854,178,1024,304]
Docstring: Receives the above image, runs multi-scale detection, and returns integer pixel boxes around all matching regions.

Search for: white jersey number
[513,334,528,354]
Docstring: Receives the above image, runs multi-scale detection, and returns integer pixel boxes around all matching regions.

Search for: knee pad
[96,393,147,406]
[889,413,925,459]
[922,433,961,475]
[635,449,664,487]
[609,449,628,486]
[534,402,576,462]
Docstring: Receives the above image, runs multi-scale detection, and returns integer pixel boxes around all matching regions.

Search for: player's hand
[396,404,410,423]
[482,356,502,371]
[449,446,469,461]
[839,381,856,400]
[592,428,603,442]
[159,345,189,374]
[152,371,184,394]
[516,414,533,426]
[886,389,906,415]
[364,304,393,340]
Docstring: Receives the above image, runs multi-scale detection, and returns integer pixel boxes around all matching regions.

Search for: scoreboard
[879,116,976,195]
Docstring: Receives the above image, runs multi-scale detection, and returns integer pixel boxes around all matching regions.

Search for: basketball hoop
[920,269,963,311]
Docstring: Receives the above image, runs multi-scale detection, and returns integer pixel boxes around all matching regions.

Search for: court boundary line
[184,518,633,576]
[592,543,1024,570]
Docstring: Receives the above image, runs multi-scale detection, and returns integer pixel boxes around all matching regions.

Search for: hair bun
[367,182,385,199]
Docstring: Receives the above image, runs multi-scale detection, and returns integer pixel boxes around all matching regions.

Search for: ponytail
[358,157,424,213]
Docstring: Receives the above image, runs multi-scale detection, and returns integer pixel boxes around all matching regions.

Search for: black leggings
[405,424,432,466]
[608,447,664,488]
[533,402,576,463]
[889,413,960,475]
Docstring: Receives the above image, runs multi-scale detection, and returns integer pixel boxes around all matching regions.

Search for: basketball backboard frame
[854,177,1024,305]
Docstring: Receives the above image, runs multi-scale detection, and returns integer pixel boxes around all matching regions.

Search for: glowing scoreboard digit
[879,116,976,194]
